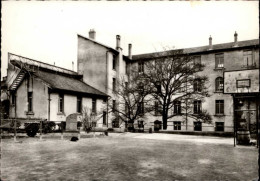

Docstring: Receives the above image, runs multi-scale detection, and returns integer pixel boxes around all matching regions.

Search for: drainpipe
[48,88,51,121]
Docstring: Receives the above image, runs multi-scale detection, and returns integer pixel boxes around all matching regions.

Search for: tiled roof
[132,39,259,61]
[33,70,108,97]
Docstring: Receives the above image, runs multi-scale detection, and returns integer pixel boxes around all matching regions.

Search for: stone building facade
[131,33,259,133]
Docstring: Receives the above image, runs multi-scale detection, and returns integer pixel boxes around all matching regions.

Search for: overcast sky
[1,1,259,79]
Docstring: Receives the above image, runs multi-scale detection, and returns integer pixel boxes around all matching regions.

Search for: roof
[9,55,108,97]
[132,39,259,61]
[33,70,108,97]
[78,34,119,54]
[9,53,78,75]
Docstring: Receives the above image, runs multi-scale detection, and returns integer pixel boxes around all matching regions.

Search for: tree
[109,73,151,130]
[143,48,211,130]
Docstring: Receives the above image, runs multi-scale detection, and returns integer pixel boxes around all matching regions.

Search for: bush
[42,121,56,134]
[77,122,82,129]
[107,128,114,132]
[25,123,39,137]
[60,122,66,131]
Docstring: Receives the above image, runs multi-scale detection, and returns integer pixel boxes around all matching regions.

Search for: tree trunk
[162,107,168,130]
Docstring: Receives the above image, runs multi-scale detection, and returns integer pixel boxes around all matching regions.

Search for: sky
[1,1,259,79]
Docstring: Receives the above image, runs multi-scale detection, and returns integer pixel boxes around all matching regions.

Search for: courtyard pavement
[1,132,258,181]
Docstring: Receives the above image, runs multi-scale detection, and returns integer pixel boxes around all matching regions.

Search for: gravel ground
[1,132,258,181]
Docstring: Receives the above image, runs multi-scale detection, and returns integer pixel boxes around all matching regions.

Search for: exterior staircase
[9,70,26,91]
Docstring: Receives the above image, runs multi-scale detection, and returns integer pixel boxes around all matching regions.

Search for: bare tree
[143,48,211,130]
[109,73,152,130]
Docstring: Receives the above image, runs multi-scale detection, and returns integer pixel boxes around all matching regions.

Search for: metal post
[14,119,17,142]
[61,124,64,140]
[233,95,236,147]
[40,120,42,140]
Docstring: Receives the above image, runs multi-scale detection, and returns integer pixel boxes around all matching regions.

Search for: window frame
[58,93,64,113]
[193,79,202,92]
[194,121,202,131]
[215,53,224,69]
[28,92,33,112]
[92,98,97,114]
[112,78,116,92]
[112,55,116,70]
[77,96,82,113]
[103,111,107,125]
[138,62,144,73]
[243,50,253,67]
[173,101,182,115]
[215,122,224,132]
[215,100,224,115]
[193,100,202,114]
[215,77,224,92]
[173,121,181,130]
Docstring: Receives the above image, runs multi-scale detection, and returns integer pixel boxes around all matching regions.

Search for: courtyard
[1,133,258,181]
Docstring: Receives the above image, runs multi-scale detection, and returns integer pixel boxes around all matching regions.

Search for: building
[6,53,108,128]
[4,30,259,136]
[77,29,132,128]
[131,33,259,135]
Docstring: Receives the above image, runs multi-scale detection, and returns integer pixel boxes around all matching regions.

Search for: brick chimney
[116,35,121,50]
[128,44,132,59]
[89,29,96,40]
[234,31,238,47]
[209,35,213,50]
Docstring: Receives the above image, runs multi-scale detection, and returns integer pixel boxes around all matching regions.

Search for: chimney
[116,35,121,50]
[209,35,213,50]
[234,31,238,47]
[128,44,132,59]
[72,61,74,71]
[89,29,96,40]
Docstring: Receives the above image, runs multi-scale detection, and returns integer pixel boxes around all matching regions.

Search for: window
[243,50,254,67]
[28,92,33,112]
[215,122,224,132]
[215,53,224,68]
[11,93,16,105]
[125,103,129,114]
[193,56,201,71]
[138,101,144,115]
[112,100,116,112]
[193,79,202,92]
[77,96,82,113]
[154,101,159,116]
[58,93,64,113]
[138,62,144,73]
[215,77,224,92]
[113,78,116,92]
[92,98,96,114]
[193,100,201,114]
[155,81,161,93]
[173,101,181,115]
[173,121,181,130]
[113,55,116,70]
[215,100,224,115]
[194,122,202,131]
[103,111,107,125]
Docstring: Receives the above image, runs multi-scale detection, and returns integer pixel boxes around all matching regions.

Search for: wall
[13,75,48,120]
[77,36,108,94]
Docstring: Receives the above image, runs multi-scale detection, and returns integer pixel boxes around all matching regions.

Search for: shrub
[107,128,114,132]
[77,121,82,129]
[42,121,56,134]
[25,123,39,137]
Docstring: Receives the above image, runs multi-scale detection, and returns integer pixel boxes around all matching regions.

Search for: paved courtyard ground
[1,132,258,181]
